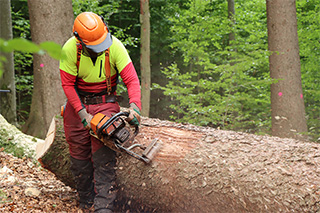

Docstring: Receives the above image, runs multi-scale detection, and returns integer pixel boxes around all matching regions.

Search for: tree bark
[266,0,308,139]
[0,114,42,158]
[140,0,151,117]
[35,116,74,188]
[227,0,235,43]
[36,114,320,212]
[0,0,17,124]
[23,0,74,138]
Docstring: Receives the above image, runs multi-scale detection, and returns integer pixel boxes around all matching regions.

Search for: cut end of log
[35,117,56,160]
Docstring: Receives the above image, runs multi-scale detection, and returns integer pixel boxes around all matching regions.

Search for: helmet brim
[86,32,113,53]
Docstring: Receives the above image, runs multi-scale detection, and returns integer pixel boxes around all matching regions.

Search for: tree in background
[140,0,151,116]
[0,0,17,124]
[6,0,320,141]
[227,0,235,45]
[23,0,74,138]
[266,0,308,139]
[148,0,180,119]
[156,0,272,132]
[11,0,33,124]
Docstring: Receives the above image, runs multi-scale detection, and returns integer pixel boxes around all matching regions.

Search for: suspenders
[76,42,112,94]
[104,49,111,93]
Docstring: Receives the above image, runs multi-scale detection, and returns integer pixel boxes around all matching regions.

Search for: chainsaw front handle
[96,111,139,136]
[120,111,139,136]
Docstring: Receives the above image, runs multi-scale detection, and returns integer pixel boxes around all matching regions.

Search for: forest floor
[0,150,148,213]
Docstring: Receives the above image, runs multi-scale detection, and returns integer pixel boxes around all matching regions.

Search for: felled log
[36,114,320,212]
[0,114,42,158]
[35,116,74,188]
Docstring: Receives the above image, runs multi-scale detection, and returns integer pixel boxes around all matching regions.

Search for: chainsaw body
[90,112,160,163]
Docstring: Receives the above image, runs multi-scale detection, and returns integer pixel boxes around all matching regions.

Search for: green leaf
[4,38,41,53]
[39,41,63,60]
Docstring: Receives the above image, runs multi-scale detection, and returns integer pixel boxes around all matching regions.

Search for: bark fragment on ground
[0,151,78,212]
[0,150,151,212]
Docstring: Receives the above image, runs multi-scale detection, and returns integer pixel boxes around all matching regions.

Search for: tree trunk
[36,114,320,212]
[0,114,42,158]
[0,0,17,125]
[227,0,235,44]
[140,0,151,117]
[23,0,74,138]
[266,0,308,139]
[35,116,74,188]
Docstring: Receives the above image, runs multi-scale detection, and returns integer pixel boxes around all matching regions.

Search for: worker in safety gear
[59,12,141,212]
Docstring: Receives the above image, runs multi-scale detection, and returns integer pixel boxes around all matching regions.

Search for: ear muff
[73,31,81,40]
[73,31,87,47]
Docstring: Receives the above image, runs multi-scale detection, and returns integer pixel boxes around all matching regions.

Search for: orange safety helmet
[73,12,112,53]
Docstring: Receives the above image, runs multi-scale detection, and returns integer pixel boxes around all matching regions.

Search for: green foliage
[0,38,66,123]
[11,6,30,39]
[153,0,319,140]
[1,38,40,53]
[10,1,34,123]
[155,0,273,134]
[15,74,33,121]
[5,0,319,141]
[0,56,5,76]
[0,189,11,204]
[1,38,64,61]
[0,38,65,64]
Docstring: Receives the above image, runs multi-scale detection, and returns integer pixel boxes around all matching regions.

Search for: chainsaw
[89,111,161,164]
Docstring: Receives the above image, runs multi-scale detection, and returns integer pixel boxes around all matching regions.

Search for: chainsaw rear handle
[96,111,139,137]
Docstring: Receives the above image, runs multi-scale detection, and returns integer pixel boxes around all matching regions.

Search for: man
[59,12,141,212]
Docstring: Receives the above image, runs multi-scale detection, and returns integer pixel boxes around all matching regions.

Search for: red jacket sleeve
[60,69,84,112]
[120,62,141,110]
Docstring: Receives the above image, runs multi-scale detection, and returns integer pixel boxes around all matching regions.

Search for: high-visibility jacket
[59,35,141,113]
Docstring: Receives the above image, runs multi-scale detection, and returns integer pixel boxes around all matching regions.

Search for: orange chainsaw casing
[90,113,122,137]
[60,105,64,116]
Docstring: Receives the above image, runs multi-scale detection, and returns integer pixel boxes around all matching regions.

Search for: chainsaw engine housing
[113,126,130,143]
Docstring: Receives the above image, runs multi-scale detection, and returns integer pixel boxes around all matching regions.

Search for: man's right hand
[78,108,93,130]
[126,103,141,127]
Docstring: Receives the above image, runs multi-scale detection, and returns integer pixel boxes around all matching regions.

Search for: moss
[0,189,11,204]
[0,129,26,158]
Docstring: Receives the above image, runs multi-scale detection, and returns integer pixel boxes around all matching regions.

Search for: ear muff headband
[73,31,87,47]
[100,16,110,33]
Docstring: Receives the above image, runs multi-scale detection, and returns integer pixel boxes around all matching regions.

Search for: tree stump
[37,115,320,212]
